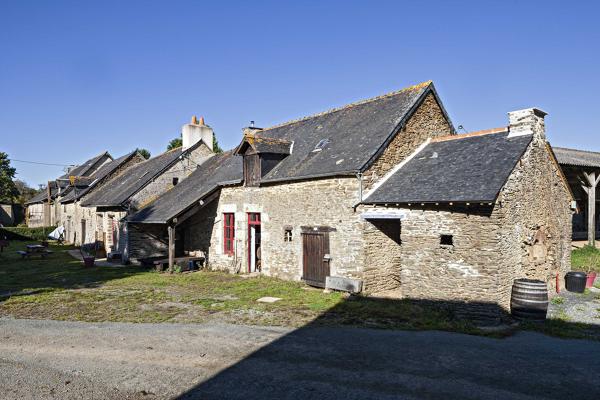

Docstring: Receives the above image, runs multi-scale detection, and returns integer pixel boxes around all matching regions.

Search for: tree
[213,135,223,154]
[167,137,182,150]
[168,134,222,153]
[136,148,151,159]
[0,152,19,203]
[14,180,40,204]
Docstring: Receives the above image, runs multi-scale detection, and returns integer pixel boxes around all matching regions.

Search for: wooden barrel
[510,279,548,321]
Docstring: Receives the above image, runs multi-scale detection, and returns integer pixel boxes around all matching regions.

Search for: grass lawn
[571,245,600,272]
[0,240,473,333]
[1,240,599,340]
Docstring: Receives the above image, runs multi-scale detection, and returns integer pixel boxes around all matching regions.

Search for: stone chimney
[182,115,214,151]
[242,120,262,137]
[507,108,547,141]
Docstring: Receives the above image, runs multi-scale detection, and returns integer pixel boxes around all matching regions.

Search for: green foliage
[13,179,41,204]
[136,148,151,159]
[167,137,183,150]
[168,135,224,153]
[213,135,223,154]
[572,245,600,273]
[0,226,56,241]
[0,152,19,203]
[551,297,565,305]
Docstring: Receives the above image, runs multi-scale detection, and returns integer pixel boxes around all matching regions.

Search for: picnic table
[17,244,53,259]
[152,256,204,272]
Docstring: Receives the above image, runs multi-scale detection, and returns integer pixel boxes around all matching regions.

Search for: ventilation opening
[284,226,293,242]
[440,234,454,246]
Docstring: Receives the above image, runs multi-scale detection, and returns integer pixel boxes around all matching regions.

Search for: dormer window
[235,131,292,187]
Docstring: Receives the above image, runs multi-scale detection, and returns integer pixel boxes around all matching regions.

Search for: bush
[0,226,56,241]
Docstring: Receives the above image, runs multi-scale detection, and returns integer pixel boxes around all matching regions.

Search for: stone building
[360,109,574,311]
[57,151,146,247]
[80,117,215,261]
[25,152,113,228]
[127,81,572,314]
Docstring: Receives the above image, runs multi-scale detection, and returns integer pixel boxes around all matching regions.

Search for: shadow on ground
[176,297,600,400]
[0,240,148,302]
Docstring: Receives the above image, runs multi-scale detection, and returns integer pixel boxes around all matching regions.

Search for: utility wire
[9,158,75,167]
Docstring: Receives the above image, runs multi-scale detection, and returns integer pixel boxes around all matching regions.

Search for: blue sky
[1,0,599,186]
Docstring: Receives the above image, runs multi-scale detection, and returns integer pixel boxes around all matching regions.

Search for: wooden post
[582,171,600,247]
[168,224,175,273]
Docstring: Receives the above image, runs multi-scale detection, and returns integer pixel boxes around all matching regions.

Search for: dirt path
[1,318,600,399]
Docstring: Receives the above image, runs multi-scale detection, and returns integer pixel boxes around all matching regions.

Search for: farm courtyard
[2,242,600,399]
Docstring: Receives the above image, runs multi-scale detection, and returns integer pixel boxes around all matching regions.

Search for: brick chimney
[182,116,214,151]
[507,108,547,141]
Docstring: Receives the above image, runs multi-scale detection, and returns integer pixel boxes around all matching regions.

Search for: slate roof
[364,131,533,204]
[24,153,110,205]
[235,133,293,155]
[128,151,242,223]
[58,151,110,180]
[60,151,140,203]
[554,147,600,168]
[254,81,451,183]
[81,147,187,207]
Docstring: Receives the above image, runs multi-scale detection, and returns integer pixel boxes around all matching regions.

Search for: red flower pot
[83,256,95,268]
[586,272,597,288]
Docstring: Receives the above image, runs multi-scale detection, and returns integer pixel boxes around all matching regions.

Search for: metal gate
[302,231,330,287]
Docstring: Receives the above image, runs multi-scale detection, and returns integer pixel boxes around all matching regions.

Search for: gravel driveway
[1,317,600,400]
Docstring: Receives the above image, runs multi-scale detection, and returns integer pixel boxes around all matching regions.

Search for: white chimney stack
[507,108,547,141]
[182,116,214,151]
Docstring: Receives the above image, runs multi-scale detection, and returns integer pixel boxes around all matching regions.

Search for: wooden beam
[582,171,598,247]
[168,225,175,273]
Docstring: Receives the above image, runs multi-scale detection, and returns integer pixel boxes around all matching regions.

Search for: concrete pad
[256,297,282,303]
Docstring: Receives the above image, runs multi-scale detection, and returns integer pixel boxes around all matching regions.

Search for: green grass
[571,245,600,273]
[1,240,466,332]
[2,241,599,340]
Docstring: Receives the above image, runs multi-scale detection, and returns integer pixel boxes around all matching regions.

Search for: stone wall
[129,145,213,210]
[495,139,573,303]
[128,223,168,260]
[363,93,453,190]
[361,140,573,313]
[182,177,365,281]
[363,219,402,295]
[362,205,501,304]
[26,203,45,227]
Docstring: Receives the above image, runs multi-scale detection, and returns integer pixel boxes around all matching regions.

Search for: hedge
[0,226,56,241]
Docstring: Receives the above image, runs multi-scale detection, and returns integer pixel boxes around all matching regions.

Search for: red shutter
[223,213,235,255]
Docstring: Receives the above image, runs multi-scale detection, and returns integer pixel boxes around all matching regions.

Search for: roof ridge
[553,146,600,155]
[432,127,508,143]
[259,80,433,133]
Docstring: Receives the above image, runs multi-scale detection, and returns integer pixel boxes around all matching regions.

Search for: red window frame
[223,213,235,255]
[247,213,261,272]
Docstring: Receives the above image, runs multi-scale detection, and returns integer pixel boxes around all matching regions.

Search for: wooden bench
[16,250,53,259]
[153,256,204,272]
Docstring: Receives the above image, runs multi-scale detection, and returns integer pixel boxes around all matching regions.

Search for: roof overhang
[360,210,407,220]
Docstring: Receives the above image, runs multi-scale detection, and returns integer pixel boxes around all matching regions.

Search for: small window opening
[284,228,293,242]
[172,177,179,186]
[440,234,454,246]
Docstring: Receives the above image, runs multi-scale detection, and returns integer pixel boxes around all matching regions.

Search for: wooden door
[302,232,330,287]
[81,220,86,244]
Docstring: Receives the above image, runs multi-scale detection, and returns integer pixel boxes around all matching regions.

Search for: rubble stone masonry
[363,93,453,190]
[361,139,572,313]
[183,177,365,281]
